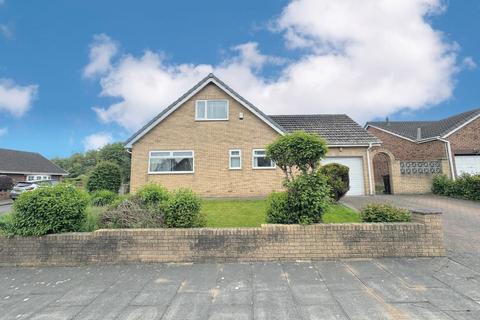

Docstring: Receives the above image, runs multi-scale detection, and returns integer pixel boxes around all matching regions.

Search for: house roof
[366,108,480,142]
[269,114,380,146]
[0,148,68,175]
[125,73,379,147]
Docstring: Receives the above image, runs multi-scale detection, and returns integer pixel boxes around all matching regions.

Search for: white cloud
[462,56,476,70]
[87,0,458,131]
[0,127,7,136]
[0,79,38,117]
[82,132,113,151]
[83,34,119,78]
[0,24,13,39]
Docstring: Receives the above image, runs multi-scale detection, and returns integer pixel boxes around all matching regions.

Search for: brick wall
[448,117,480,155]
[0,211,445,267]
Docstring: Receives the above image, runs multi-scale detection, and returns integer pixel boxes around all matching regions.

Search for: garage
[322,157,365,196]
[455,155,480,176]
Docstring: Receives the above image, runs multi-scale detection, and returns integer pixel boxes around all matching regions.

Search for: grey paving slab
[179,263,220,293]
[314,261,364,291]
[0,293,61,320]
[298,304,348,320]
[207,304,252,320]
[330,288,393,320]
[392,302,453,320]
[253,290,301,320]
[345,259,392,279]
[361,276,427,303]
[73,290,139,320]
[29,306,83,320]
[252,263,289,292]
[446,310,480,320]
[131,284,178,306]
[116,306,164,320]
[422,287,480,311]
[162,292,211,320]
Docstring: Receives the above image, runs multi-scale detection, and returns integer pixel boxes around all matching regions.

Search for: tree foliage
[52,142,131,183]
[0,175,13,191]
[266,131,328,181]
[86,162,122,193]
[319,163,350,201]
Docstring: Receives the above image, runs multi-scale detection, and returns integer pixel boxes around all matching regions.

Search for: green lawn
[203,199,360,227]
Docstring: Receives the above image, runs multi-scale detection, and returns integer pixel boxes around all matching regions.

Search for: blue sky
[0,0,479,158]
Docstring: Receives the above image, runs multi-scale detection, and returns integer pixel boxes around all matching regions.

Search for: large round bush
[164,189,203,228]
[0,175,13,191]
[12,184,89,236]
[319,163,350,201]
[136,183,169,206]
[86,162,121,193]
[267,172,332,224]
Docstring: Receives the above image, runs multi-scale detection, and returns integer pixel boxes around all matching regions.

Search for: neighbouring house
[0,148,68,183]
[366,108,480,194]
[125,74,380,197]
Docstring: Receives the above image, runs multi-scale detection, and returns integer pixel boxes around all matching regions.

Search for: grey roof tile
[367,108,480,141]
[269,114,381,145]
[0,148,68,175]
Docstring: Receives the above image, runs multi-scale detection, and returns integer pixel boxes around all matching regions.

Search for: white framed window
[195,99,229,120]
[149,150,194,174]
[229,149,242,170]
[252,149,275,169]
[26,175,51,181]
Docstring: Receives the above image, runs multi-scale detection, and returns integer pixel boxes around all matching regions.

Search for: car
[9,180,57,200]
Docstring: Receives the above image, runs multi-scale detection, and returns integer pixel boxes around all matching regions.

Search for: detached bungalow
[125,74,380,197]
[0,148,68,183]
[366,108,480,194]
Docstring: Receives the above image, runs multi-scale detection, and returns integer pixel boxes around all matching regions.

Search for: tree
[98,143,131,183]
[266,131,328,181]
[86,162,122,193]
[0,175,13,191]
[319,163,350,201]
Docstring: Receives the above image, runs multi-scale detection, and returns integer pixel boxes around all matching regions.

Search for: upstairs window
[195,100,229,120]
[229,149,242,170]
[252,149,275,169]
[149,151,194,174]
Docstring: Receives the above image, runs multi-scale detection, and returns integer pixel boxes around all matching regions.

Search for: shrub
[432,174,480,201]
[136,183,169,206]
[266,131,328,180]
[86,162,121,193]
[320,163,350,201]
[360,203,411,223]
[100,197,164,229]
[90,190,118,207]
[0,175,13,191]
[266,192,291,224]
[10,184,89,236]
[164,188,204,228]
[267,172,332,224]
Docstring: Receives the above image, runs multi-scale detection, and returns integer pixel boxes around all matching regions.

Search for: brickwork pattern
[0,212,445,267]
[130,83,373,197]
[448,117,480,155]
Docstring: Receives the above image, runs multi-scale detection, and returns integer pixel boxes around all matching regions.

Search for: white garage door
[455,155,480,175]
[322,157,365,196]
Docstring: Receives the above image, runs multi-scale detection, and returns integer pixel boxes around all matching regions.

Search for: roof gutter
[437,137,456,181]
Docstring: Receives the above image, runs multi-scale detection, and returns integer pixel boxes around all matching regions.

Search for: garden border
[0,210,444,266]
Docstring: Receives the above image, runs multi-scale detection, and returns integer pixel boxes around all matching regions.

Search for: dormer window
[195,99,229,120]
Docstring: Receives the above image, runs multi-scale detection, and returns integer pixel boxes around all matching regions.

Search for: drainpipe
[438,138,456,181]
[366,142,374,195]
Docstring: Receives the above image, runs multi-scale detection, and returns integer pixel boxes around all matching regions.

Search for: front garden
[0,131,411,237]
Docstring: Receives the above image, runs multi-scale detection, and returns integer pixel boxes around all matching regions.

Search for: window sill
[252,167,276,170]
[148,172,194,175]
[194,119,229,122]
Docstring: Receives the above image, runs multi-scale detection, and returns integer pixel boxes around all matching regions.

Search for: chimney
[417,127,422,140]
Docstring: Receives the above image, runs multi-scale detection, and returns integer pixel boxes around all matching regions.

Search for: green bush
[432,174,480,201]
[136,183,169,206]
[319,163,350,201]
[0,175,14,191]
[360,203,411,223]
[266,192,291,224]
[90,190,118,207]
[10,184,89,236]
[164,189,204,228]
[267,172,332,224]
[86,162,122,193]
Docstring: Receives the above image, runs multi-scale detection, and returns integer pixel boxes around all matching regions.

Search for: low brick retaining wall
[0,211,444,266]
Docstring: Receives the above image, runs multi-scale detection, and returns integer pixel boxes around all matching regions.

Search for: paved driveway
[342,194,480,255]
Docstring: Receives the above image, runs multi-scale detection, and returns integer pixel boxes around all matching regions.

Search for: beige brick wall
[390,160,450,194]
[0,211,445,266]
[130,83,372,197]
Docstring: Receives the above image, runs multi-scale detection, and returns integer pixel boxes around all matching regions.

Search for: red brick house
[365,108,480,194]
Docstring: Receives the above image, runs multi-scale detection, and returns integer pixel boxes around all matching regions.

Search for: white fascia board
[442,114,480,138]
